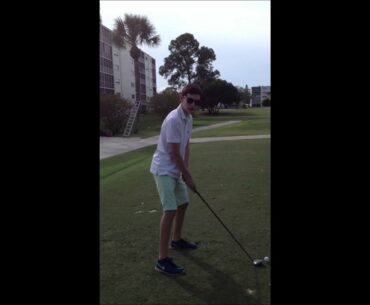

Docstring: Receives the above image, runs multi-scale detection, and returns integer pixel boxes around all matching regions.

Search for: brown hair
[181,83,202,97]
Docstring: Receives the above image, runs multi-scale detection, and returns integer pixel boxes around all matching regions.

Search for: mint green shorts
[153,175,189,211]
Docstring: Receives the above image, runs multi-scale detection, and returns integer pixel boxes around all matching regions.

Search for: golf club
[194,189,269,267]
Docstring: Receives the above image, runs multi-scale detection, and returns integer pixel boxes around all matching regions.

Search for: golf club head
[253,259,265,267]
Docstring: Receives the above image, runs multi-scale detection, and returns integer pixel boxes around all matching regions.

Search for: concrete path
[190,134,270,143]
[100,120,270,160]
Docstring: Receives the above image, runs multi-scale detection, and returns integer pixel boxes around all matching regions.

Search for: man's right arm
[170,143,196,191]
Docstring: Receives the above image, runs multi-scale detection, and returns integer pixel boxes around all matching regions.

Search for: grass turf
[100,139,270,305]
[134,107,270,138]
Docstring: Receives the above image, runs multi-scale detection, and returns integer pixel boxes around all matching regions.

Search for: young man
[150,83,202,275]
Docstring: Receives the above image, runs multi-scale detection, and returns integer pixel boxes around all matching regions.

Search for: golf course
[100,107,271,305]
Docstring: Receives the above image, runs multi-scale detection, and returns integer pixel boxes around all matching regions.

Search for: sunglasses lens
[187,97,201,105]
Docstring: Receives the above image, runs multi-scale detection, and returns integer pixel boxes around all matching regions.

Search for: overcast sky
[100,0,270,92]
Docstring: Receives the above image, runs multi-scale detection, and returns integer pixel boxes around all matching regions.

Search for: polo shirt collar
[178,104,191,121]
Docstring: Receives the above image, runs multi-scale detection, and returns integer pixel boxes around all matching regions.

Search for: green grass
[100,139,271,305]
[192,120,270,138]
[134,107,270,138]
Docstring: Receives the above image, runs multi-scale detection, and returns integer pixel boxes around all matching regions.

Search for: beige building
[100,23,157,109]
[100,25,114,95]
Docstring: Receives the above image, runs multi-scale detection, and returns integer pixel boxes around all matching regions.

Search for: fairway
[100,139,270,305]
[135,107,270,138]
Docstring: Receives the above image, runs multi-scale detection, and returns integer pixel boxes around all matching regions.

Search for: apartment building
[251,86,271,107]
[112,43,136,102]
[134,50,157,111]
[100,25,114,95]
[100,23,157,109]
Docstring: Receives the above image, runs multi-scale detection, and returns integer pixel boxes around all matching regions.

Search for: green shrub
[262,98,271,107]
[100,94,131,136]
[150,88,180,119]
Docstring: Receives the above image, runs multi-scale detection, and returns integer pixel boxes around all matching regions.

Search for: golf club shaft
[194,189,254,263]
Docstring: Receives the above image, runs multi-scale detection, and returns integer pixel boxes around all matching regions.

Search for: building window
[132,94,135,99]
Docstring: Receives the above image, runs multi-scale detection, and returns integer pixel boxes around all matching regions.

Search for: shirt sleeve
[166,117,181,143]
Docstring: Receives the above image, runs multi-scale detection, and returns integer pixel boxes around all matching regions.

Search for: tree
[113,14,160,104]
[195,47,220,85]
[159,33,219,88]
[236,84,251,106]
[150,87,180,119]
[202,79,239,114]
[100,94,131,136]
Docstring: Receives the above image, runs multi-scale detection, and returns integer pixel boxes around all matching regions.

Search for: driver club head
[253,259,265,267]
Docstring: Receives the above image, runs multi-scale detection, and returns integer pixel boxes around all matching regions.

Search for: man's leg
[159,210,176,260]
[173,203,188,241]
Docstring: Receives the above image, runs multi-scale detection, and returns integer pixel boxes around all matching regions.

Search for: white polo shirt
[150,105,193,179]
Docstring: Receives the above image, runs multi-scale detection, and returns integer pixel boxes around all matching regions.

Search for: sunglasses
[186,97,201,105]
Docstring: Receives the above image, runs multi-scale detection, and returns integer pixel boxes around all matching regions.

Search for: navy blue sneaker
[154,257,185,275]
[170,238,199,250]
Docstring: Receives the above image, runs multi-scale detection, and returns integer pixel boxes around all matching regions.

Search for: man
[150,83,202,275]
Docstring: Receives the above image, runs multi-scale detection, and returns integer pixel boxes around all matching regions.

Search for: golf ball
[263,256,270,263]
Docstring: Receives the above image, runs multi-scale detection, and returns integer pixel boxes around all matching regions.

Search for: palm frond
[147,35,161,47]
[112,17,127,48]
[124,13,161,48]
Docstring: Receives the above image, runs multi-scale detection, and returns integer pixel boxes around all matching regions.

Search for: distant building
[100,23,157,109]
[251,86,271,107]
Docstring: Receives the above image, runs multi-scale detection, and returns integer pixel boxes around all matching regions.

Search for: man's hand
[182,173,196,192]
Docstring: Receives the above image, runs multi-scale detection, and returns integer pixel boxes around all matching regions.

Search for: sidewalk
[100,120,270,160]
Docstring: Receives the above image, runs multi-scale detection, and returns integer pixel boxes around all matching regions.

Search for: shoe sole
[154,266,186,276]
[170,241,199,250]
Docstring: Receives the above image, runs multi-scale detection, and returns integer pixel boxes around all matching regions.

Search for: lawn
[134,107,270,138]
[100,139,271,305]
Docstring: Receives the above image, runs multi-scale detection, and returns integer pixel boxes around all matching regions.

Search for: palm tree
[113,14,160,105]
